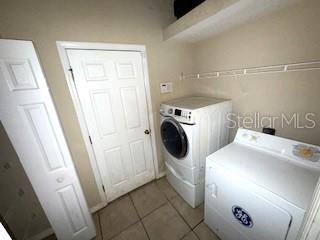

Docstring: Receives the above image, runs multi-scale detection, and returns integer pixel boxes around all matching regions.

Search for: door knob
[144,129,150,135]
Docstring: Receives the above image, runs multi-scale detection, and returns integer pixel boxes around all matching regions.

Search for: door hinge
[89,135,92,144]
[102,185,105,192]
[68,67,75,82]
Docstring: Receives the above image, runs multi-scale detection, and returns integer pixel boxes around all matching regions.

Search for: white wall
[0,124,50,239]
[0,0,194,208]
[1,0,320,237]
[190,0,320,145]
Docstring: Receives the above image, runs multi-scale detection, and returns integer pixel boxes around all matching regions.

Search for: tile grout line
[154,180,199,239]
[193,230,201,240]
[193,221,222,240]
[98,179,203,240]
[190,220,204,240]
[127,179,180,239]
[167,198,193,230]
[140,201,168,219]
[102,217,141,240]
[166,198,203,239]
[98,194,140,240]
[192,220,204,230]
[155,179,205,239]
[131,180,170,220]
[128,193,151,240]
[180,230,200,240]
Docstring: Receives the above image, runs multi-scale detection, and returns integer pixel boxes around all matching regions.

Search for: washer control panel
[174,108,191,119]
[160,104,194,124]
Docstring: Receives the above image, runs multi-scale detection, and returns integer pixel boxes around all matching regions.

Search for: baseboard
[89,172,166,214]
[157,171,166,179]
[90,201,108,214]
[27,228,54,240]
[25,203,106,240]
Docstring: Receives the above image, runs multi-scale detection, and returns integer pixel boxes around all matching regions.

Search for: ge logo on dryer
[232,205,254,228]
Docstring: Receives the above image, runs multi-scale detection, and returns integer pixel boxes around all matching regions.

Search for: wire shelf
[182,60,320,80]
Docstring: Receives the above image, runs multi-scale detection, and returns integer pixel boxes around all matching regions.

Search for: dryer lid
[207,129,320,209]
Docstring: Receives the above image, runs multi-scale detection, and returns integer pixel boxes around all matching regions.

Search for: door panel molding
[21,103,66,171]
[67,49,155,202]
[56,41,159,208]
[0,39,95,240]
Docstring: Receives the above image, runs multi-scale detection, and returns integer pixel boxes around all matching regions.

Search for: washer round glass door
[161,118,188,159]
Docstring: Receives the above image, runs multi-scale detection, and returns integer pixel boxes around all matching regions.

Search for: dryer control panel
[160,104,195,124]
[235,128,320,168]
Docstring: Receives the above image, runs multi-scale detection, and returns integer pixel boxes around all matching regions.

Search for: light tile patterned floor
[44,177,219,240]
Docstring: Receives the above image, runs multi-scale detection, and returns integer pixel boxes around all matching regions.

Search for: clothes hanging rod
[182,60,320,80]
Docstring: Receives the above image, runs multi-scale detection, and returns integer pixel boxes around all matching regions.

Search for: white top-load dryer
[160,96,232,207]
[205,128,320,240]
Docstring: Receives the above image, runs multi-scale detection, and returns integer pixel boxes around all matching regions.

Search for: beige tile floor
[44,177,220,240]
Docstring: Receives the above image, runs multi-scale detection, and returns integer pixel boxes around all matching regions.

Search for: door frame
[299,179,320,240]
[56,41,159,210]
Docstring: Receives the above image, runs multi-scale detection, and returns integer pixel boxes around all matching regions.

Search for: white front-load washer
[160,96,232,207]
[205,128,320,240]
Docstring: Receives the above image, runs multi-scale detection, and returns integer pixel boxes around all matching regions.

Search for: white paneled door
[67,49,155,202]
[0,40,95,240]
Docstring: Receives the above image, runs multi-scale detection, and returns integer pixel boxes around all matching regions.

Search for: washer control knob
[168,108,173,114]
